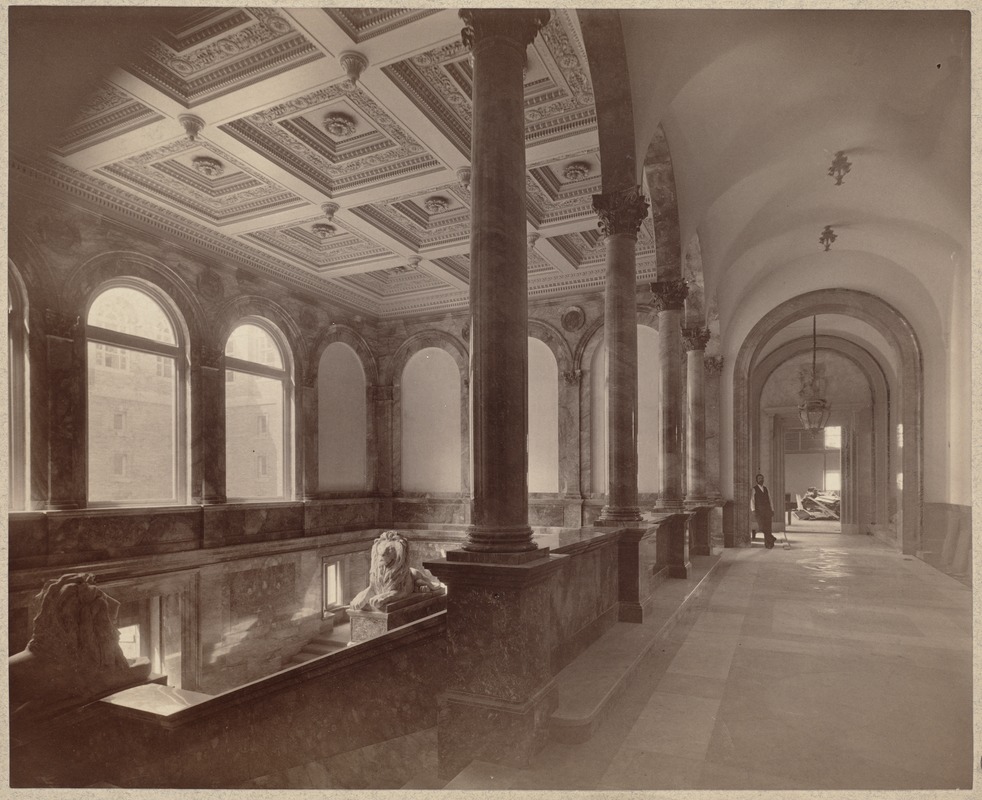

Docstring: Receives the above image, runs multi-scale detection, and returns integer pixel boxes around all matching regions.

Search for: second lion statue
[349,530,444,612]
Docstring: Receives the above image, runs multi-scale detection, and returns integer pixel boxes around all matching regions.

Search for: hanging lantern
[798,316,832,432]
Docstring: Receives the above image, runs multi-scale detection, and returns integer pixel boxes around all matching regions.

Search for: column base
[437,683,558,780]
[460,524,540,559]
[597,506,643,526]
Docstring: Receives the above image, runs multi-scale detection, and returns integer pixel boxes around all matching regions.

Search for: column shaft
[593,188,649,526]
[683,327,710,503]
[464,11,546,554]
[651,281,688,509]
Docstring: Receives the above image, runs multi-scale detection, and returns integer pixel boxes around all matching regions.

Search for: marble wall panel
[304,498,378,534]
[46,508,200,561]
[8,513,48,567]
[202,503,304,547]
[196,552,321,693]
[548,534,618,671]
[392,497,468,526]
[528,498,566,527]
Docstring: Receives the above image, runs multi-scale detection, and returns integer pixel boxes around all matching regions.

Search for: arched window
[8,264,29,510]
[225,320,293,500]
[87,282,188,504]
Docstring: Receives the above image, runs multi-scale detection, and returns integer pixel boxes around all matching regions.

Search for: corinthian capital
[681,327,711,352]
[592,186,649,238]
[460,9,551,51]
[650,279,689,312]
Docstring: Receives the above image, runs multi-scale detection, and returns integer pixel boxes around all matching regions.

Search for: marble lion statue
[9,573,151,723]
[350,531,444,611]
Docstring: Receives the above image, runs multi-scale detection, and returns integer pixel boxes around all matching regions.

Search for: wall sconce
[819,225,837,252]
[828,151,851,185]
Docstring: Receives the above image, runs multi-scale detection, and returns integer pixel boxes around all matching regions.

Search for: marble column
[426,9,560,780]
[44,309,85,509]
[198,345,226,504]
[459,9,549,559]
[682,327,710,504]
[651,280,688,510]
[704,356,725,553]
[594,187,649,527]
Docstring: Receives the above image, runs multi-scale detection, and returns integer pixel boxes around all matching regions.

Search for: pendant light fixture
[798,316,832,432]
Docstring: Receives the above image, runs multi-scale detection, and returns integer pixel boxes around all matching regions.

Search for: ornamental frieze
[681,327,711,352]
[650,279,689,312]
[592,187,650,238]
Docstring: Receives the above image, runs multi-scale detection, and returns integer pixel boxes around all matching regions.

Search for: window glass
[88,343,176,501]
[225,323,283,368]
[87,284,185,504]
[89,286,176,344]
[225,369,285,498]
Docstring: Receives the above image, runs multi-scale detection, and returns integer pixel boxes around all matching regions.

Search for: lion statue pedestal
[348,531,446,645]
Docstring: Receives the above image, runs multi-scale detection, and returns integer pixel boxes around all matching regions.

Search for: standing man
[751,473,776,549]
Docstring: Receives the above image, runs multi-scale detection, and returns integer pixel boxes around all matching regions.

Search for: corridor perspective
[446,532,973,791]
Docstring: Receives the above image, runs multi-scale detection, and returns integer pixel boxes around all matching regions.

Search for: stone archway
[752,336,891,537]
[733,289,922,554]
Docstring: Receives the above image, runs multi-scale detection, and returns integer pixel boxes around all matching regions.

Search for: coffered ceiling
[13,7,642,319]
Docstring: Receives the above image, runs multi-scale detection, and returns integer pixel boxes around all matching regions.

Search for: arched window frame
[85,278,190,506]
[224,316,295,501]
[8,263,30,510]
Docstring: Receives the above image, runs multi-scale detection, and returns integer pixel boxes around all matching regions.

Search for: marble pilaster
[594,187,649,526]
[370,384,394,523]
[44,310,85,509]
[300,377,318,501]
[651,281,688,511]
[198,345,226,504]
[683,327,710,504]
[704,356,724,501]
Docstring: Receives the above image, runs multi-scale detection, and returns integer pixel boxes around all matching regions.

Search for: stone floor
[448,531,974,791]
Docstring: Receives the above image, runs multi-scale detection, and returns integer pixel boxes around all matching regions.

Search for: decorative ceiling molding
[382,9,596,159]
[52,83,164,156]
[98,138,307,226]
[350,182,471,252]
[324,8,440,43]
[127,8,323,107]
[11,155,378,313]
[242,214,395,272]
[220,81,443,197]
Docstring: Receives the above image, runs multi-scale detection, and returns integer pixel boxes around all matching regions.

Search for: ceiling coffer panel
[97,138,307,226]
[242,215,395,273]
[220,82,444,198]
[52,83,164,156]
[324,8,440,42]
[382,9,596,158]
[127,8,324,107]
